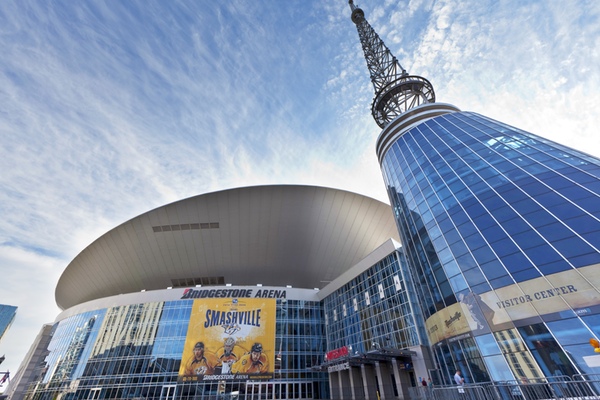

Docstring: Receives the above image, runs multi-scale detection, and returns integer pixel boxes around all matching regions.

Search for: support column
[341,368,353,399]
[391,359,408,399]
[361,364,378,400]
[349,366,364,400]
[329,370,341,400]
[375,361,396,399]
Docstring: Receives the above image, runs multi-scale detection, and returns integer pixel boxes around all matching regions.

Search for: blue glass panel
[581,314,600,337]
[552,237,596,259]
[473,214,497,230]
[523,209,556,227]
[480,225,507,244]
[457,221,478,238]
[575,196,600,214]
[562,185,595,202]
[511,268,541,282]
[471,282,491,294]
[443,260,461,277]
[463,233,486,252]
[456,253,477,271]
[500,252,534,272]
[563,214,600,235]
[550,202,586,221]
[478,167,501,181]
[537,260,571,275]
[502,217,531,236]
[490,205,518,222]
[440,281,455,303]
[569,252,600,268]
[525,246,564,265]
[466,201,490,219]
[536,223,575,242]
[520,179,551,197]
[449,240,469,257]
[480,260,507,280]
[490,238,519,258]
[468,180,488,195]
[475,334,502,356]
[444,228,462,245]
[463,268,486,286]
[546,318,591,346]
[472,247,497,264]
[512,231,546,250]
[510,198,540,215]
[580,230,600,249]
[489,275,514,289]
[438,217,454,232]
[534,191,564,208]
[449,275,468,292]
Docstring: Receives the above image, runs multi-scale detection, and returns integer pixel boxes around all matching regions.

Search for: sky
[0,0,599,386]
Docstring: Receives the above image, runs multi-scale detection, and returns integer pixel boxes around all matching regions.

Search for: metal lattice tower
[349,0,435,128]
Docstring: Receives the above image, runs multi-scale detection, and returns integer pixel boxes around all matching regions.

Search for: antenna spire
[349,1,435,128]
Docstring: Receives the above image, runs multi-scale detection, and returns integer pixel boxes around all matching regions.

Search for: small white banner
[328,362,350,373]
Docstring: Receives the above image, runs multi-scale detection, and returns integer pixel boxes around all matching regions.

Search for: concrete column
[329,370,341,400]
[375,361,396,399]
[391,359,408,400]
[349,366,364,400]
[340,369,352,400]
[361,364,378,400]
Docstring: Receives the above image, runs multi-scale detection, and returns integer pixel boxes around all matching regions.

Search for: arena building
[8,185,428,400]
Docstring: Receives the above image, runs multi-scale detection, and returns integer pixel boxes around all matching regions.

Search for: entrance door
[160,384,176,400]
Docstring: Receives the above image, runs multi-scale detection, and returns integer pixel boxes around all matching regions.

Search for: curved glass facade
[379,108,600,384]
[23,295,328,400]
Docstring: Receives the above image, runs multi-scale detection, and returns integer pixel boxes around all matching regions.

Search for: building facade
[349,0,600,389]
[9,185,428,400]
[377,103,600,385]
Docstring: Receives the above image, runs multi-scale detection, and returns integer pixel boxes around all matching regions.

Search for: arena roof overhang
[56,185,400,310]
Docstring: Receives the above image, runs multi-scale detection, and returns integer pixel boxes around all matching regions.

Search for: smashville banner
[179,297,276,382]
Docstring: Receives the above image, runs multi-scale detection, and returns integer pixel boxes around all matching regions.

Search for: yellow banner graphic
[179,297,276,381]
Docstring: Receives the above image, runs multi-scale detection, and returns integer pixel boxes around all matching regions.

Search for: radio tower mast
[349,0,435,128]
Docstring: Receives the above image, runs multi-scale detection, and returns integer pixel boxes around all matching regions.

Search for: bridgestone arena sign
[181,288,287,299]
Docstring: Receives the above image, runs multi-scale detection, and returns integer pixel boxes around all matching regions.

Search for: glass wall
[24,297,328,400]
[379,110,600,382]
[323,252,424,353]
[382,111,600,303]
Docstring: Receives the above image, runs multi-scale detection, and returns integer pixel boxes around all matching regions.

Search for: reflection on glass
[494,328,544,381]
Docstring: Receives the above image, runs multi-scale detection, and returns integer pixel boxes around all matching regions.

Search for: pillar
[375,361,396,399]
[361,364,378,400]
[349,366,364,400]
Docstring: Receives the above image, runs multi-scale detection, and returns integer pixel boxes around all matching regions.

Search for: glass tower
[0,304,17,343]
[350,1,600,385]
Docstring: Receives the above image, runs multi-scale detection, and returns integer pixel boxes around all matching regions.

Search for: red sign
[326,346,348,361]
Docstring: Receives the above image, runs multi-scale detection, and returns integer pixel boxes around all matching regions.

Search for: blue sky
[1,0,599,383]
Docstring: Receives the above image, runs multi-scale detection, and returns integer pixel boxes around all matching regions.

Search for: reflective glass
[546,318,592,346]
[518,324,578,377]
[475,334,502,356]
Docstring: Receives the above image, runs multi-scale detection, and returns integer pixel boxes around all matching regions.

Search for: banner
[179,297,276,381]
[426,264,600,344]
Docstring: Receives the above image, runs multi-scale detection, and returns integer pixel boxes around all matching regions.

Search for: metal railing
[407,376,600,400]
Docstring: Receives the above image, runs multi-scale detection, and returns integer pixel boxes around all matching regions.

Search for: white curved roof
[56,185,399,310]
